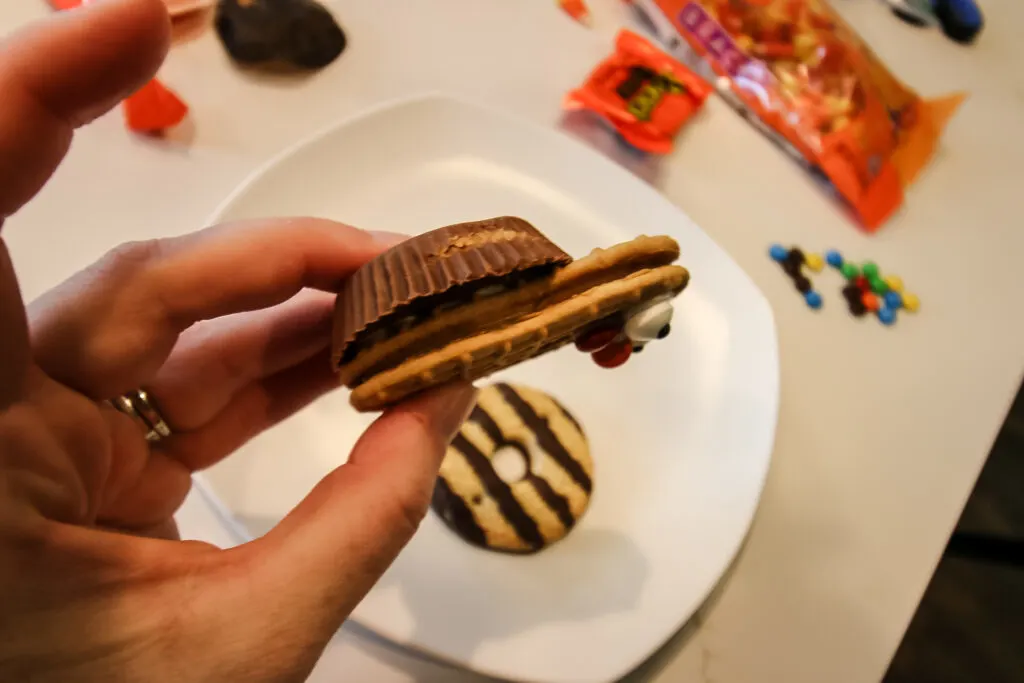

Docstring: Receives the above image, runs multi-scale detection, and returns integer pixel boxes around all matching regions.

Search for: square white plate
[199,94,778,683]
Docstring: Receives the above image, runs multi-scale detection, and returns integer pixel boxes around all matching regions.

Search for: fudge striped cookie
[431,382,592,554]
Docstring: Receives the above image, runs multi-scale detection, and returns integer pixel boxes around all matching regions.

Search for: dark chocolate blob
[215,0,346,70]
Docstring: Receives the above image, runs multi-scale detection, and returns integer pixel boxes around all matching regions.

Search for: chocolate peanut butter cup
[332,217,571,371]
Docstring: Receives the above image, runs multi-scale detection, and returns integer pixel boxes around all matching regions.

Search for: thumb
[0,0,170,219]
[229,382,477,642]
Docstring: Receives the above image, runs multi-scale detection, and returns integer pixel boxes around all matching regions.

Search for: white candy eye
[624,299,674,342]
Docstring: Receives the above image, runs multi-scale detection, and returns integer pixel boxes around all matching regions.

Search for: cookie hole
[492,444,529,484]
[471,494,483,505]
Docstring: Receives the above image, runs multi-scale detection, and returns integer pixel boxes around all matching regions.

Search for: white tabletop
[4,1,1024,682]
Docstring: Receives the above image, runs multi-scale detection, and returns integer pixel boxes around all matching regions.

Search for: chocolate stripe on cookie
[431,476,487,547]
[526,474,576,531]
[470,405,505,446]
[473,405,576,532]
[554,401,584,436]
[495,384,593,493]
[451,434,545,549]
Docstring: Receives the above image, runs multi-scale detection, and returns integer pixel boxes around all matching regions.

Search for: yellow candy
[804,253,824,272]
[884,275,903,292]
[902,292,920,312]
[794,33,818,62]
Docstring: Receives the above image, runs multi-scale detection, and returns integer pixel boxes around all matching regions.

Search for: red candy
[575,326,622,352]
[591,340,633,368]
[564,29,711,154]
[854,275,870,291]
[123,79,189,134]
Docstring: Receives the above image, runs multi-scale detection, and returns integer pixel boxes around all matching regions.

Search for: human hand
[0,2,477,681]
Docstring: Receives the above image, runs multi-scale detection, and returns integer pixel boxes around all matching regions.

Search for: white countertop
[4,1,1024,681]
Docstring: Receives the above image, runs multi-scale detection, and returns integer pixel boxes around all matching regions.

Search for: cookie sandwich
[331,216,689,411]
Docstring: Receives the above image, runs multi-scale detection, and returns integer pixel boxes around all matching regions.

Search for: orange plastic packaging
[635,0,965,230]
[565,29,712,154]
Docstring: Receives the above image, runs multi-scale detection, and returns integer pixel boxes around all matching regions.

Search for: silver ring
[111,389,172,442]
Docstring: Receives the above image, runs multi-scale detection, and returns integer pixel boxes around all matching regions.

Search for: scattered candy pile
[826,250,919,325]
[769,244,823,309]
[770,244,920,325]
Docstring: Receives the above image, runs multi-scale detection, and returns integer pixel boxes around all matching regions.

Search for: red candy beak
[591,339,632,368]
[575,326,622,352]
[574,320,634,368]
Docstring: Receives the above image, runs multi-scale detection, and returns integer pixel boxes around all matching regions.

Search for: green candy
[869,276,888,294]
[840,263,859,280]
[862,262,879,278]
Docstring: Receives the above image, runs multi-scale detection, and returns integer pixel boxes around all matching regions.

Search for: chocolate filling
[340,263,558,375]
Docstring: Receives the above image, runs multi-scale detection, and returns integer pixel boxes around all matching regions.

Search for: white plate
[199,94,779,683]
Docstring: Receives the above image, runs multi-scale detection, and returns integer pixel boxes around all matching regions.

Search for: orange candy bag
[565,29,712,154]
[634,0,965,230]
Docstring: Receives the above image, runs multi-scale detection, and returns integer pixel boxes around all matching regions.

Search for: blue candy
[878,307,896,325]
[805,290,823,309]
[769,244,788,262]
[825,249,843,268]
[884,291,903,310]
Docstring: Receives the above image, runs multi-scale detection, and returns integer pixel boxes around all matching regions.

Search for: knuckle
[100,239,162,274]
[383,483,432,538]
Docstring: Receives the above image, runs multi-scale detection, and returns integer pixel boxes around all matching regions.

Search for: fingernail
[369,230,409,247]
[434,383,479,442]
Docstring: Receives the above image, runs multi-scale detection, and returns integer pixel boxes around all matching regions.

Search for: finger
[149,289,335,431]
[29,218,385,399]
[0,0,170,218]
[226,382,477,644]
[96,406,192,530]
[0,244,31,406]
[160,349,343,472]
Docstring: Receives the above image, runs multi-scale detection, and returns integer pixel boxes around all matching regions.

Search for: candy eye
[624,300,674,342]
[657,323,671,339]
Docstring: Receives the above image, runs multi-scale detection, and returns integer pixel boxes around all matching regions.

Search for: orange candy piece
[123,79,189,134]
[861,291,880,312]
[558,0,591,24]
[564,29,712,154]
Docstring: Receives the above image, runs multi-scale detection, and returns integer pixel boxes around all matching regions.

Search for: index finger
[0,0,170,219]
[30,218,389,399]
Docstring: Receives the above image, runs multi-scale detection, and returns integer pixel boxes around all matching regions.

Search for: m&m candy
[884,291,903,309]
[862,292,880,312]
[884,275,904,292]
[878,307,896,325]
[805,290,822,309]
[902,292,920,312]
[841,263,859,280]
[769,243,788,262]
[862,262,879,279]
[826,250,843,268]
[870,276,888,294]
[804,253,824,272]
